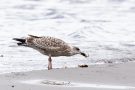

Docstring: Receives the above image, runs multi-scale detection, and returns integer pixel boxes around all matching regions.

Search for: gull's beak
[80,52,88,58]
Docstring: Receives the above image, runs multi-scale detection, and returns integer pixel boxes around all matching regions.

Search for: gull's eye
[75,47,80,51]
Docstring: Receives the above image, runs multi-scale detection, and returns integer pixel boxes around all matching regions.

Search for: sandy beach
[0,0,135,90]
[0,62,135,90]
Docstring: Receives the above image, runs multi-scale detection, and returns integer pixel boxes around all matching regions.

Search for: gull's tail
[13,38,26,46]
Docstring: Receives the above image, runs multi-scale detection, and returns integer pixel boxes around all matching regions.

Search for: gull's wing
[27,36,70,51]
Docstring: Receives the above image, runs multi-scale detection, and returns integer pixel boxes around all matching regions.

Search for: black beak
[80,52,88,58]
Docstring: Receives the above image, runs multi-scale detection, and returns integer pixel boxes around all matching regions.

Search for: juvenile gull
[13,35,87,70]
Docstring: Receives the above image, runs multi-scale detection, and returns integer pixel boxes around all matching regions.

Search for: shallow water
[0,0,135,73]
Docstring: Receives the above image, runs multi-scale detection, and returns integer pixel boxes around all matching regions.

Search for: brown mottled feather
[26,35,71,56]
[28,34,41,38]
[13,35,87,70]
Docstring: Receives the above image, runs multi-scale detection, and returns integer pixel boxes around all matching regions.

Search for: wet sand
[0,62,135,90]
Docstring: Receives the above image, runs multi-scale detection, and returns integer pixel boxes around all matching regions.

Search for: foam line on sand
[0,62,135,90]
[21,79,135,89]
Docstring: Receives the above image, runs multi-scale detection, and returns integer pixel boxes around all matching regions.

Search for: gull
[13,35,87,70]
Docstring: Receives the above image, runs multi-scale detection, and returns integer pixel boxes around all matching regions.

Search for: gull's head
[72,46,88,57]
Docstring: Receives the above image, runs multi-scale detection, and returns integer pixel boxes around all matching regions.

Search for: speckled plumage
[26,35,72,57]
[13,35,87,70]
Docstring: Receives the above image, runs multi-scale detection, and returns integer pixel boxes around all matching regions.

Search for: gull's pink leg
[48,55,52,70]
